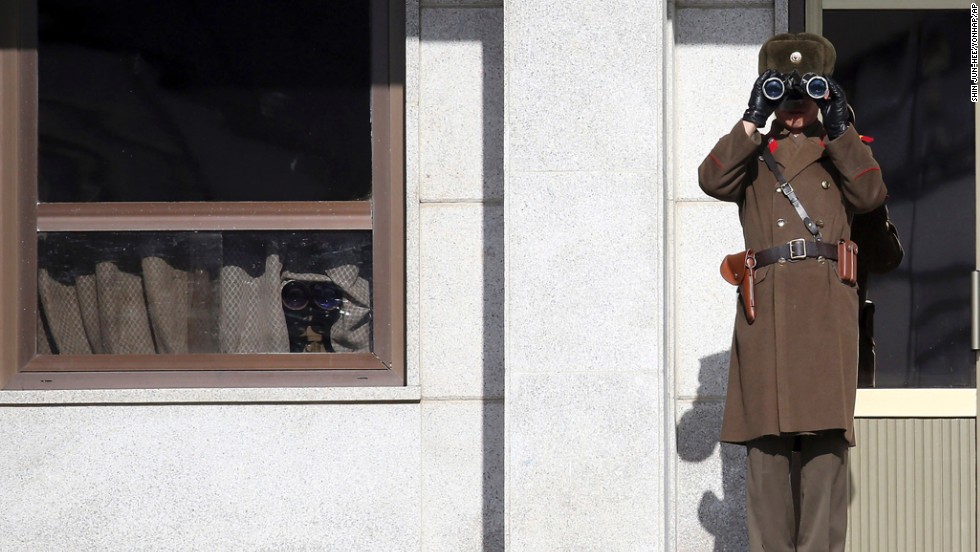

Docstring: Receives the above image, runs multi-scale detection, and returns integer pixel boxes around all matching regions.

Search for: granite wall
[670,1,786,550]
[0,1,799,549]
[504,0,666,549]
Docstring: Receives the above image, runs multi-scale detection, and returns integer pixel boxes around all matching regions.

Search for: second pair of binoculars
[763,71,829,102]
[281,279,344,312]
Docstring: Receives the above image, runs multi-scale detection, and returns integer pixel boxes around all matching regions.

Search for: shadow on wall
[676,350,747,552]
[677,353,859,552]
[416,4,505,550]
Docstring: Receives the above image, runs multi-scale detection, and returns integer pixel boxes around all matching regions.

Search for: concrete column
[414,1,506,550]
[503,1,667,549]
[671,2,786,550]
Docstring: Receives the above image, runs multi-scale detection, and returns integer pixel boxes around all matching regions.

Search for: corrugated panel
[846,418,977,552]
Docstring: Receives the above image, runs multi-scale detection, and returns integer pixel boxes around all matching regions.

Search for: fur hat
[758,33,836,76]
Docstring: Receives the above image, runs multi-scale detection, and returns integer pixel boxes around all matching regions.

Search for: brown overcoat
[698,120,887,446]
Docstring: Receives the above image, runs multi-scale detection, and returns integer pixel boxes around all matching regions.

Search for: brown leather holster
[837,239,858,286]
[720,249,757,323]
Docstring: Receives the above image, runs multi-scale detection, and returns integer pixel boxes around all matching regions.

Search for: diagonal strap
[760,144,823,242]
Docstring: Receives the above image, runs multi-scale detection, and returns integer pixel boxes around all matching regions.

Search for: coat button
[821,180,830,189]
[776,218,786,227]
[816,219,825,228]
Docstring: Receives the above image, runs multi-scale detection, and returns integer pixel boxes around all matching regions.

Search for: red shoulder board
[768,138,778,154]
[859,135,874,143]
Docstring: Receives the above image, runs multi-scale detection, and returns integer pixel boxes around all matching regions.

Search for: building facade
[0,0,975,550]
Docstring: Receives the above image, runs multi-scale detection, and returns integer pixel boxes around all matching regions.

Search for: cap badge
[790,51,803,64]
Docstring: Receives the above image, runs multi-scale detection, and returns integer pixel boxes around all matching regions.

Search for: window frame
[0,0,406,389]
[792,0,978,417]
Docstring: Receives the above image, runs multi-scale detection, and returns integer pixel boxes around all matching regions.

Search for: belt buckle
[787,238,807,261]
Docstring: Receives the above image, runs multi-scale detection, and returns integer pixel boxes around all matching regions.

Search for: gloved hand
[742,69,781,127]
[816,77,850,140]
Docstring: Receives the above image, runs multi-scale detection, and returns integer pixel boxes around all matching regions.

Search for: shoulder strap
[760,143,823,242]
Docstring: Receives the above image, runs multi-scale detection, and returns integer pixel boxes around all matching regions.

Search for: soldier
[698,33,888,551]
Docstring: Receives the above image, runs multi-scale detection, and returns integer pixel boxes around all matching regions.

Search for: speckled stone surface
[504,0,665,545]
[415,7,506,551]
[507,171,660,374]
[421,400,504,551]
[0,404,421,550]
[406,0,422,387]
[423,0,501,6]
[508,373,662,551]
[674,201,744,399]
[774,0,789,34]
[670,6,781,550]
[420,8,503,201]
[673,7,774,201]
[506,0,661,172]
[677,0,769,6]
[0,1,804,549]
[0,386,422,405]
[420,203,504,398]
[675,400,748,551]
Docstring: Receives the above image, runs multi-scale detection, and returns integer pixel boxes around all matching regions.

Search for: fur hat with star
[758,32,836,76]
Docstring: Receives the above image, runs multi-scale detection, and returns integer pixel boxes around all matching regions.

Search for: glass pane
[37,231,373,354]
[38,0,372,202]
[825,10,975,387]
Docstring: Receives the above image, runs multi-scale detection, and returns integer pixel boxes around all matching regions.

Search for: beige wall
[415,0,505,549]
[670,1,787,549]
[0,2,974,550]
[503,0,668,547]
[0,1,506,549]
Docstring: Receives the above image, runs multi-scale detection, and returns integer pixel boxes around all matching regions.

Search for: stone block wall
[0,1,507,549]
[0,1,812,550]
[415,0,506,550]
[504,0,666,549]
[670,1,786,550]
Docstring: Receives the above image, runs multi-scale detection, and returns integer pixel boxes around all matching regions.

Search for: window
[823,7,974,389]
[0,0,405,389]
[795,1,976,391]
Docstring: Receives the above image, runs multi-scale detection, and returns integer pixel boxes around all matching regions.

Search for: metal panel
[824,0,965,8]
[846,418,977,552]
[973,272,980,351]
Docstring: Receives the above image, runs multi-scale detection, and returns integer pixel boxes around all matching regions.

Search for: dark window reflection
[826,10,975,387]
[38,0,372,202]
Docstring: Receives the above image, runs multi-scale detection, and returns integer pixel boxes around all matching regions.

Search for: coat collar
[765,121,827,183]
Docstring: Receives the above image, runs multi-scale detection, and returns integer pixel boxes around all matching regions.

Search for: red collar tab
[767,138,778,154]
[859,135,875,143]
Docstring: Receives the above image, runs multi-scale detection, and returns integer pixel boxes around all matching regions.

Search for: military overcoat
[699,120,887,446]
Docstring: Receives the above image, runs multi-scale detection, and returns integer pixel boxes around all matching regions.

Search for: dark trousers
[746,433,849,552]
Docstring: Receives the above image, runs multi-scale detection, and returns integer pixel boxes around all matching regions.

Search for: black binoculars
[762,72,828,101]
[280,280,343,312]
[281,280,344,353]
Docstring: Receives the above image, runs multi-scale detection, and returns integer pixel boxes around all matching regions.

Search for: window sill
[854,388,977,418]
[0,385,421,406]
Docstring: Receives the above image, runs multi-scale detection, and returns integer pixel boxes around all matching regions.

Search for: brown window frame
[0,0,406,390]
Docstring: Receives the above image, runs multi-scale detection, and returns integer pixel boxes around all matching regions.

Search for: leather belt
[755,239,839,268]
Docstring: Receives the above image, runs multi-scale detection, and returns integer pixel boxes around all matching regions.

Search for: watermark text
[972,4,978,102]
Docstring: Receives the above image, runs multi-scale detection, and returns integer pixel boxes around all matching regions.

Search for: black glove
[742,69,780,127]
[816,77,850,140]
